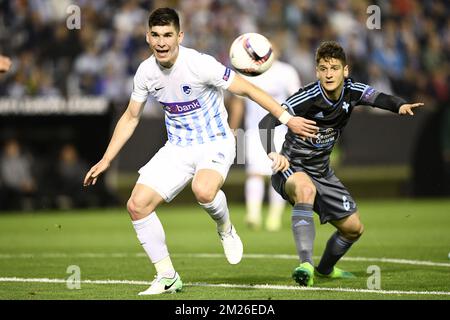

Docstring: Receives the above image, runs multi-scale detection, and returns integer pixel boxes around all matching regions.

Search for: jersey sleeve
[355,82,406,113]
[282,88,309,117]
[130,62,149,103]
[258,113,282,154]
[196,54,236,90]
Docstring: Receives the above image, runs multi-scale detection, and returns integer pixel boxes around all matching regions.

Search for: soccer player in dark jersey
[259,41,423,286]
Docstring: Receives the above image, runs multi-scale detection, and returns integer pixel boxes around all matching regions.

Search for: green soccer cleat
[292,262,314,287]
[315,266,355,279]
[138,272,183,295]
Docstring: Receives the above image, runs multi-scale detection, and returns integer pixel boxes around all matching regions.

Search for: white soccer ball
[229,33,275,77]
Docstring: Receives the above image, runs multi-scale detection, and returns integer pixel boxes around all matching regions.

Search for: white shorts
[245,126,287,176]
[137,139,236,202]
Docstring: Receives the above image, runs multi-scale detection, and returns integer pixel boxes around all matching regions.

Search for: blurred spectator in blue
[372,31,406,80]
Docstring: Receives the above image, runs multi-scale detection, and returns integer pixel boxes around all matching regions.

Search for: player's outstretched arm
[358,86,425,116]
[228,74,318,139]
[83,159,110,187]
[83,99,145,186]
[398,103,424,116]
[258,113,290,173]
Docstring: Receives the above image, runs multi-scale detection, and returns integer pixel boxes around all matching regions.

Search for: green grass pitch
[0,199,449,300]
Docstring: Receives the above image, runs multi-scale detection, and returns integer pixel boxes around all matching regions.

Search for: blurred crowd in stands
[0,0,449,209]
[0,0,448,107]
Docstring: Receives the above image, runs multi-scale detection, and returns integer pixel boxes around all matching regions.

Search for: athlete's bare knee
[126,198,140,216]
[293,184,316,203]
[341,223,364,241]
[357,223,365,238]
[193,187,217,204]
[127,197,152,220]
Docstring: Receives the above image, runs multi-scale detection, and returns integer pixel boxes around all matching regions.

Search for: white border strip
[0,277,449,296]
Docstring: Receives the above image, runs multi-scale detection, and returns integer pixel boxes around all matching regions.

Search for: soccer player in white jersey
[83,7,318,295]
[229,57,301,231]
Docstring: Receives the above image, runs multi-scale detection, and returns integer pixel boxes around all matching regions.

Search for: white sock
[268,185,286,219]
[199,190,231,233]
[245,176,265,221]
[132,213,172,273]
[154,256,175,278]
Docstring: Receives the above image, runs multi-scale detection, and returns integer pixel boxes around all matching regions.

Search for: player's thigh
[193,139,235,203]
[330,211,364,240]
[137,143,195,203]
[191,169,224,203]
[284,171,317,204]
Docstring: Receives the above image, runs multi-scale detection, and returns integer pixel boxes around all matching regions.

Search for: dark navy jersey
[259,78,406,178]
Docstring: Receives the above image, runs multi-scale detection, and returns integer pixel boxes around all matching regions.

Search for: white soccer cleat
[138,272,182,295]
[219,225,243,265]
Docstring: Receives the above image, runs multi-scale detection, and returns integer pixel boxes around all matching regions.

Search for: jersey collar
[318,81,345,107]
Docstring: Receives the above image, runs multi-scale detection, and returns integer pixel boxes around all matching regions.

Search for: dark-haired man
[83,7,318,295]
[259,41,423,286]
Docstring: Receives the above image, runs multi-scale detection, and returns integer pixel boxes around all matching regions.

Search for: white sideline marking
[0,277,449,296]
[0,252,449,268]
[179,253,450,268]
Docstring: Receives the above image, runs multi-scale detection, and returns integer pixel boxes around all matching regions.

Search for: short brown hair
[315,41,346,66]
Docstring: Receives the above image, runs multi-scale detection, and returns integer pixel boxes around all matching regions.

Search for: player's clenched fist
[83,158,111,186]
[268,152,290,173]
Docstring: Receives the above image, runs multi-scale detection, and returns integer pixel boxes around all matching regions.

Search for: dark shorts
[271,167,358,224]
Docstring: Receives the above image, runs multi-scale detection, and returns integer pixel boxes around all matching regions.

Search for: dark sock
[291,203,315,265]
[317,231,355,275]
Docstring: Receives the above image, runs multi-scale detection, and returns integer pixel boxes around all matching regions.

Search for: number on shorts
[342,195,350,211]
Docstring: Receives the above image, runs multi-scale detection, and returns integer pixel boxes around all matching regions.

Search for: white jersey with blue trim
[131,46,236,147]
